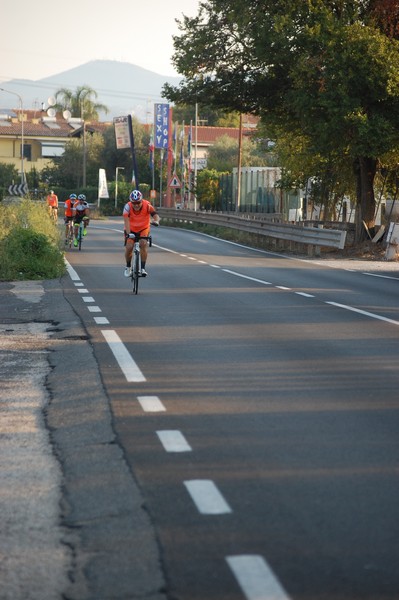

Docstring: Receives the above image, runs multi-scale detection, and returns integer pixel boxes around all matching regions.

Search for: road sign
[113,116,130,149]
[8,183,28,196]
[168,174,181,188]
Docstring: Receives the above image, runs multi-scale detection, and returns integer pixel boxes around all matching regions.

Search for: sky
[1,0,201,83]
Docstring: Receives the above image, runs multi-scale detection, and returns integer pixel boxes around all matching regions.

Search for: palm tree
[55,85,108,121]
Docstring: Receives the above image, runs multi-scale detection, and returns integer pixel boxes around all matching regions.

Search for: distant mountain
[0,60,182,121]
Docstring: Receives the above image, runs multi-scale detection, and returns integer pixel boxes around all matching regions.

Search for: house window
[22,144,31,161]
[41,143,65,157]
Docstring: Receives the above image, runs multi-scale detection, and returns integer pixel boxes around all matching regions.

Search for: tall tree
[55,86,108,121]
[163,0,399,239]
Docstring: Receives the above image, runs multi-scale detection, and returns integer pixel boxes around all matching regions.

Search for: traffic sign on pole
[168,174,181,188]
[8,183,28,196]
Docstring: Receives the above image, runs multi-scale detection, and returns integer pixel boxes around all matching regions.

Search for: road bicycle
[48,205,58,223]
[75,217,88,251]
[128,231,152,294]
[65,219,74,249]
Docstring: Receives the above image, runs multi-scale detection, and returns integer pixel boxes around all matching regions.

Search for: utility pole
[0,88,25,184]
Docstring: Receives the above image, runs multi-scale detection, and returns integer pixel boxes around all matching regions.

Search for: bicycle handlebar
[127,233,152,240]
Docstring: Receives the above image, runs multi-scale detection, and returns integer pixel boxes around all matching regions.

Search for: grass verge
[0,199,66,281]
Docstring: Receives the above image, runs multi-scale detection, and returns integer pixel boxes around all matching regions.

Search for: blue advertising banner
[154,103,169,149]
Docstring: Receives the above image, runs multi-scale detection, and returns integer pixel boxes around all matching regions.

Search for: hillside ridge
[0,60,182,120]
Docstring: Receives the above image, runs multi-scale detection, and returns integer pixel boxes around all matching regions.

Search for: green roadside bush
[0,199,66,281]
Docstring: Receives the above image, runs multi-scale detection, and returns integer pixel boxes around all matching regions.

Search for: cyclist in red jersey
[123,189,159,277]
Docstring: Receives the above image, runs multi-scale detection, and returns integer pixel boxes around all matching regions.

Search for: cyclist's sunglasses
[131,199,142,204]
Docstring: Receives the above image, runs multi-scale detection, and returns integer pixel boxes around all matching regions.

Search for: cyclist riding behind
[46,189,58,221]
[123,189,160,277]
[73,194,90,247]
[64,193,77,244]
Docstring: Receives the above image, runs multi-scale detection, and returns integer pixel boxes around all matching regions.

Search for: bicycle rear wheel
[68,224,74,248]
[131,250,140,294]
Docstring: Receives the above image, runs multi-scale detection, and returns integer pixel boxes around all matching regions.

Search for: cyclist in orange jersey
[63,193,77,244]
[46,189,58,221]
[122,189,159,277]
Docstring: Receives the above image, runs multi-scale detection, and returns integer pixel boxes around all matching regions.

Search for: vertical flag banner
[179,122,185,171]
[149,125,154,171]
[188,121,193,171]
[98,169,109,198]
[154,103,170,149]
[98,168,109,207]
[114,115,139,188]
[172,121,177,163]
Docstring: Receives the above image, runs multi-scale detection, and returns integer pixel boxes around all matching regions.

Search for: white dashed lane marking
[87,306,102,313]
[93,316,109,324]
[156,430,192,452]
[226,555,292,600]
[223,269,272,285]
[326,301,399,326]
[137,396,166,412]
[101,330,146,382]
[184,480,232,515]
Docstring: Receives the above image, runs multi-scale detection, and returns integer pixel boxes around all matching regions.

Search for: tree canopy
[55,86,108,121]
[163,0,399,238]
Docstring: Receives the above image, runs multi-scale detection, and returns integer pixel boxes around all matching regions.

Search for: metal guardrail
[158,209,347,251]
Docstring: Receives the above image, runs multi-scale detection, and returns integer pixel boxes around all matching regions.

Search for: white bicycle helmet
[129,190,143,202]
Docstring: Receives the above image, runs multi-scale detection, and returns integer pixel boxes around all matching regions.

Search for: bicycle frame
[128,231,152,295]
[49,206,58,222]
[77,220,84,250]
[66,219,74,249]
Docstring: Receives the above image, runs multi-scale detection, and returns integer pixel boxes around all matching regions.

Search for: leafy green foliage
[0,199,65,281]
[0,163,20,199]
[54,85,109,120]
[172,103,240,126]
[163,0,399,237]
[207,134,275,172]
[197,168,225,209]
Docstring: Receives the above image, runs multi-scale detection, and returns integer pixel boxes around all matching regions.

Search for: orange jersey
[64,198,75,217]
[47,193,58,207]
[123,200,156,233]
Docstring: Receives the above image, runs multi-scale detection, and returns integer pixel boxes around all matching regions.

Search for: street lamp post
[0,87,25,184]
[115,166,125,208]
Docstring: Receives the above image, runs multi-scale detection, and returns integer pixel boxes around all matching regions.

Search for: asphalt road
[62,219,399,600]
[2,217,399,600]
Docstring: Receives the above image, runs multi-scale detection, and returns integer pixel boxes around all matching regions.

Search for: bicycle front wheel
[132,251,140,294]
[78,225,83,250]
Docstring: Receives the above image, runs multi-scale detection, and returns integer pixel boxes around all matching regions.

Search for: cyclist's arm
[150,210,160,226]
[123,214,131,233]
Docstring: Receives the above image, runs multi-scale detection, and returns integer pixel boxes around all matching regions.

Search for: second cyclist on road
[64,193,77,244]
[73,194,90,247]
